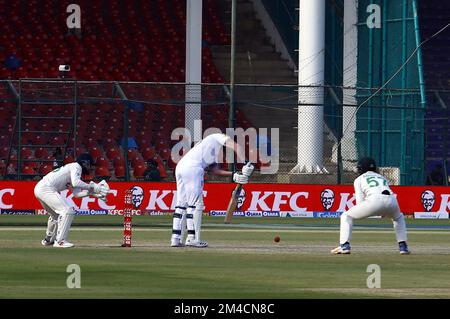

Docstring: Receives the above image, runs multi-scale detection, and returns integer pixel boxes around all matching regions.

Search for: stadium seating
[0,0,259,181]
[0,0,226,82]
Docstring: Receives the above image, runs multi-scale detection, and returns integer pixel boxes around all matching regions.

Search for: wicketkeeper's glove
[89,181,109,197]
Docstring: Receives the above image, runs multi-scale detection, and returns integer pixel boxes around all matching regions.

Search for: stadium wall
[1,182,449,219]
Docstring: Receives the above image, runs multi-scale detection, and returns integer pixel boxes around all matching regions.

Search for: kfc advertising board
[0,182,449,218]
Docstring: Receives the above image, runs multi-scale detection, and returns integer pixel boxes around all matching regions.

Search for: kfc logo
[421,190,435,212]
[130,186,144,209]
[320,189,335,211]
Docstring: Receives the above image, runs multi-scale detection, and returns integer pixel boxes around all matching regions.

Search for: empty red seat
[39,164,53,175]
[24,160,39,170]
[89,146,102,159]
[103,138,117,150]
[20,147,33,159]
[159,148,171,161]
[95,156,109,168]
[85,137,98,148]
[0,146,9,159]
[142,147,156,160]
[64,155,74,164]
[35,147,49,159]
[113,155,125,169]
[155,140,169,151]
[21,165,36,175]
[133,164,146,179]
[95,166,111,179]
[131,156,145,169]
[50,136,65,146]
[127,148,139,158]
[0,135,10,147]
[114,165,125,179]
[31,135,46,145]
[106,147,121,159]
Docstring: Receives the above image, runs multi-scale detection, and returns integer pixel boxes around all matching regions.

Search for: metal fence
[0,79,448,185]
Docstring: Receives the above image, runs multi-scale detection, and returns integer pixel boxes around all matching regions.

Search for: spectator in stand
[427,163,445,186]
[6,162,16,179]
[52,147,64,169]
[0,159,6,179]
[143,159,161,181]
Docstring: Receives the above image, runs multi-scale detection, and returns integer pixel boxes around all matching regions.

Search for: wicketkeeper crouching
[34,153,109,248]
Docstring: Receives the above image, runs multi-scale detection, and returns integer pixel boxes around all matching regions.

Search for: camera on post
[58,64,71,79]
[58,65,71,72]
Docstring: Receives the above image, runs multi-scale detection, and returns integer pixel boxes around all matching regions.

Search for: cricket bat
[224,162,254,224]
[224,183,243,224]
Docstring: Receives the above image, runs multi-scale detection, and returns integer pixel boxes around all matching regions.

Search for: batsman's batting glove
[233,172,248,184]
[242,162,254,177]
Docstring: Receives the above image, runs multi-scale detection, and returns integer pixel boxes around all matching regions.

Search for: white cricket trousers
[340,194,407,244]
[171,164,204,240]
[34,180,74,242]
[34,181,72,218]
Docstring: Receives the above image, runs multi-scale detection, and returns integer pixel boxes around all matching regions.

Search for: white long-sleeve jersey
[353,171,393,205]
[178,133,230,170]
[41,163,91,192]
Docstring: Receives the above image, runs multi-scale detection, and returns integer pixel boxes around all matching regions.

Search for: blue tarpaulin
[4,54,21,70]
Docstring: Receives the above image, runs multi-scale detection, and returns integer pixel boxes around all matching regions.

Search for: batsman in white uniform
[34,153,109,248]
[331,157,410,255]
[171,133,254,248]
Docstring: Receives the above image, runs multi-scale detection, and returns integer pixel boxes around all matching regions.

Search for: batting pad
[46,216,58,242]
[194,197,204,242]
[56,210,75,242]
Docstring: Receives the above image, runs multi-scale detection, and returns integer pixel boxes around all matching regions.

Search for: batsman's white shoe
[53,240,74,248]
[331,242,351,254]
[171,238,184,247]
[185,238,208,248]
[41,238,54,246]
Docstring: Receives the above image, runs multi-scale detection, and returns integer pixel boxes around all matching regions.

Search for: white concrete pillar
[292,0,327,173]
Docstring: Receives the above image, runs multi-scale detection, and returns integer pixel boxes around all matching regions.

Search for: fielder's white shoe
[185,238,208,248]
[331,242,351,254]
[171,237,184,247]
[41,238,54,246]
[53,240,74,248]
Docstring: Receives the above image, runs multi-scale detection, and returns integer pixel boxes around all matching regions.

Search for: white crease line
[0,227,449,234]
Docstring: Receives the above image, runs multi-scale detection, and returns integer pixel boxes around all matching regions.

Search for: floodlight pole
[228,0,237,173]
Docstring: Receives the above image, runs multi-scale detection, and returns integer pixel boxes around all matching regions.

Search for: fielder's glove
[233,172,248,184]
[242,162,254,177]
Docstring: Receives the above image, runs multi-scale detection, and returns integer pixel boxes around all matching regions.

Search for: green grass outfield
[0,215,449,299]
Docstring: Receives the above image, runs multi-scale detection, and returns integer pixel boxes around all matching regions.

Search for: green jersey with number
[354,171,392,204]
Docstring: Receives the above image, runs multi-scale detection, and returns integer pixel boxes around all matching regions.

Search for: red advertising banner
[0,181,449,218]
